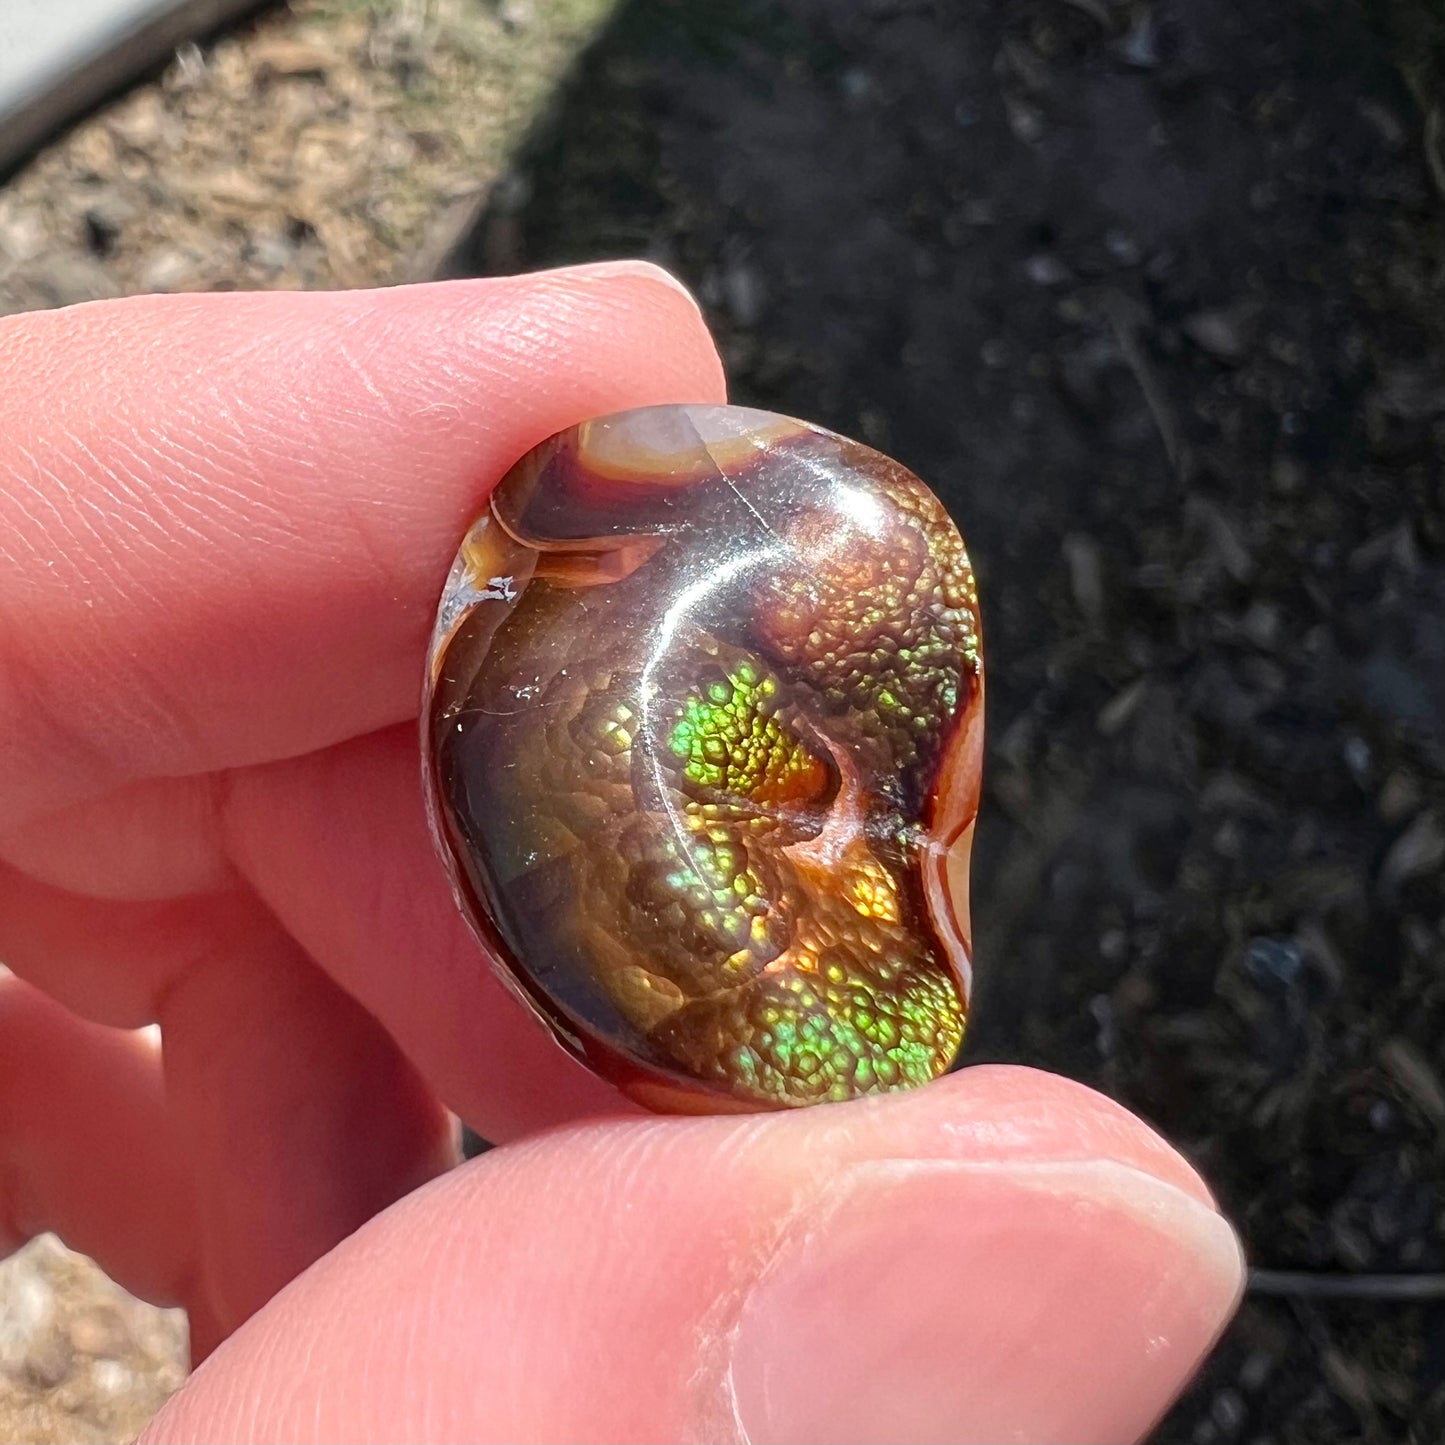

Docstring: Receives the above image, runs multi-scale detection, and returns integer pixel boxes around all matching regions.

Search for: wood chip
[1379,1036,1445,1125]
[1379,810,1445,896]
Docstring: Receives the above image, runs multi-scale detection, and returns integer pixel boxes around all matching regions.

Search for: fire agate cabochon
[424,404,984,1111]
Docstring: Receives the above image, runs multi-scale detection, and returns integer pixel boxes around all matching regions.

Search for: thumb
[142,1068,1242,1445]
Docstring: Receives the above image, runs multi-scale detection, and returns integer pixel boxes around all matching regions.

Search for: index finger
[0,264,725,831]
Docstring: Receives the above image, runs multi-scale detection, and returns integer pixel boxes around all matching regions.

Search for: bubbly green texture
[706,961,965,1103]
[656,828,775,975]
[667,664,829,806]
[653,661,965,1102]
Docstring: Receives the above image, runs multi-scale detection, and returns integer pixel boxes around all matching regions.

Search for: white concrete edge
[0,0,273,177]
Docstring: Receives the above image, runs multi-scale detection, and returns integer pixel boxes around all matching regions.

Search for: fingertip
[487,258,725,406]
[794,1064,1223,1212]
[140,1072,1238,1445]
[379,259,724,416]
[521,258,707,321]
[730,1155,1243,1445]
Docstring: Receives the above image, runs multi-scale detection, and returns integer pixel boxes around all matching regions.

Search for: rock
[499,0,535,32]
[21,1333,72,1391]
[248,37,332,77]
[722,259,763,327]
[1379,810,1445,896]
[1063,531,1107,626]
[0,1236,185,1442]
[68,1306,132,1361]
[0,202,47,263]
[1104,227,1142,265]
[138,247,195,292]
[1024,251,1072,286]
[1379,1037,1445,1125]
[1245,937,1305,992]
[1116,14,1159,69]
[34,253,118,306]
[1182,304,1258,364]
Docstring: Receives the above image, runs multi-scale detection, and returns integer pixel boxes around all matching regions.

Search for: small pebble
[1245,937,1305,990]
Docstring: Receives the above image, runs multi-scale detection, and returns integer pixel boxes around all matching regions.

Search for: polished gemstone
[424,404,984,1111]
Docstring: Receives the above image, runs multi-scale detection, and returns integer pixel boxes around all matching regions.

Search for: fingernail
[729,1158,1243,1445]
[545,259,703,313]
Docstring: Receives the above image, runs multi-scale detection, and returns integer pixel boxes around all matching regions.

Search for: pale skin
[0,262,1244,1444]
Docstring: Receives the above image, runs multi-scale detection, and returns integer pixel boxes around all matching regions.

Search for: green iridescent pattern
[700,960,965,1104]
[650,650,967,1103]
[666,662,830,808]
[638,825,776,980]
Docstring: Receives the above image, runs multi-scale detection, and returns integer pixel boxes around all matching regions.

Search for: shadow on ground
[445,2,1445,1439]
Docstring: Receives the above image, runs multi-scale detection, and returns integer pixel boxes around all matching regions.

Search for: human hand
[0,264,1243,1444]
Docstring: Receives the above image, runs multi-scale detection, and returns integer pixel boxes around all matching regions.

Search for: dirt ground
[448,1,1445,1441]
[0,0,612,313]
[1,1,1442,1442]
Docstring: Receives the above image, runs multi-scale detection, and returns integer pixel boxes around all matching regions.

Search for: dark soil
[445,2,1445,1440]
